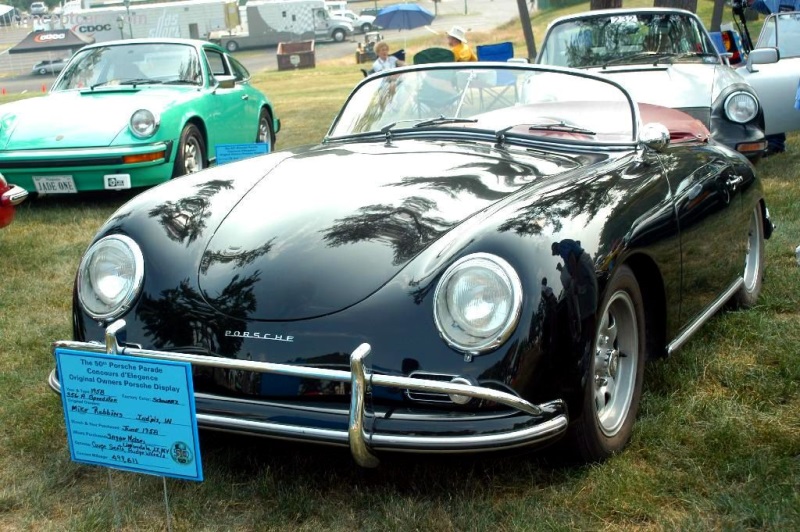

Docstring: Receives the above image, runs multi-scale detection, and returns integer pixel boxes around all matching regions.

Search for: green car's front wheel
[173,123,206,178]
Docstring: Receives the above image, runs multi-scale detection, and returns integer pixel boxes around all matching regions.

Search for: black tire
[568,265,646,462]
[225,40,239,53]
[732,203,765,308]
[38,67,47,75]
[332,29,346,42]
[256,108,275,149]
[361,23,372,33]
[172,123,206,178]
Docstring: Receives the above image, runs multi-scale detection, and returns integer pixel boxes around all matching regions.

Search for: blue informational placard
[216,142,269,165]
[55,349,203,482]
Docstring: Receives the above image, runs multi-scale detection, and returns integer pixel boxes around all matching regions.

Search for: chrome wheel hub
[594,292,638,437]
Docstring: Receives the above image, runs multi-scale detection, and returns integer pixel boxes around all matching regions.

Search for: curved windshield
[539,12,719,68]
[328,65,637,144]
[54,42,203,91]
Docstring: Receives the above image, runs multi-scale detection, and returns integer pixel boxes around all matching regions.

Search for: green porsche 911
[0,38,280,195]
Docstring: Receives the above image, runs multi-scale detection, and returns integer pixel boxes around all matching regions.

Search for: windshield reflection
[329,66,637,143]
[56,42,202,90]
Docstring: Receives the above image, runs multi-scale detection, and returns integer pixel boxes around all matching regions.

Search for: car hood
[198,143,574,321]
[0,88,195,150]
[589,63,734,109]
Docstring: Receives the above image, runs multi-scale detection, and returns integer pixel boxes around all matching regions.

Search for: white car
[29,2,48,16]
[735,10,800,137]
[31,58,67,75]
[339,9,375,33]
[537,7,772,162]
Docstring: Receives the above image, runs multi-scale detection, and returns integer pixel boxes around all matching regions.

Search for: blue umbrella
[374,4,435,31]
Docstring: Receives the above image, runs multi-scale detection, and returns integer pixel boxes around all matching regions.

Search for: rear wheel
[172,124,206,178]
[225,40,239,53]
[732,203,765,308]
[569,265,645,462]
[256,108,275,148]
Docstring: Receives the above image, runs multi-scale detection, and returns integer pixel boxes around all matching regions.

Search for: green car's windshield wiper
[413,117,478,128]
[528,122,596,135]
[89,78,161,89]
[162,78,201,85]
[119,78,162,86]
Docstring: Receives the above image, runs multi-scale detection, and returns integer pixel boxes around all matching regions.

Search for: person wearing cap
[446,26,477,62]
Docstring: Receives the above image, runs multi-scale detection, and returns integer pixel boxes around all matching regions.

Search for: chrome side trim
[667,278,743,355]
[50,320,568,468]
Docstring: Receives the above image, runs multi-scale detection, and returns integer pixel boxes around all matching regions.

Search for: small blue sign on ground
[216,143,269,165]
[55,349,203,482]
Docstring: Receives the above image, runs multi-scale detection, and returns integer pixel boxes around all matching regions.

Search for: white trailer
[52,0,232,44]
[211,0,353,53]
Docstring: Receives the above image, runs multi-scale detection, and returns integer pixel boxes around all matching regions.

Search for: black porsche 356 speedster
[49,64,772,467]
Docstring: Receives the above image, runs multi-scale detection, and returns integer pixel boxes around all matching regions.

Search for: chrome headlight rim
[129,108,160,138]
[723,90,758,124]
[433,253,523,355]
[77,234,144,322]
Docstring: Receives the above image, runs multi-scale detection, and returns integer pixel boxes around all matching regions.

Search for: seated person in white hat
[446,26,477,62]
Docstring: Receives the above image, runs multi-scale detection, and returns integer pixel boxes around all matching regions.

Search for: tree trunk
[516,0,537,60]
[590,0,622,8]
[653,0,698,11]
[710,0,726,31]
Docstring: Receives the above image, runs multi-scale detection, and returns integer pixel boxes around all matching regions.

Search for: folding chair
[475,41,517,109]
[476,41,514,63]
[413,47,455,64]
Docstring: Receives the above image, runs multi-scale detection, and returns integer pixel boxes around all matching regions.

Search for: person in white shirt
[371,41,405,73]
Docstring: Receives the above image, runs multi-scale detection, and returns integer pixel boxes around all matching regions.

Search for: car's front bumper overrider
[49,320,568,467]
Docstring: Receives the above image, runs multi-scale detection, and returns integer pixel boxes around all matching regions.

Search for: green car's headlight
[77,234,144,321]
[433,253,523,355]
[129,109,160,138]
[724,91,758,124]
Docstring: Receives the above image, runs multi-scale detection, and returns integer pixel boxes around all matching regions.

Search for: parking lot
[0,0,524,93]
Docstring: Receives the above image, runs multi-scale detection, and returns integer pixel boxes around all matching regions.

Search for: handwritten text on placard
[55,349,203,481]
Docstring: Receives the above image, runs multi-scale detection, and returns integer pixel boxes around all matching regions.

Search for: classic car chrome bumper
[0,142,172,170]
[49,320,569,468]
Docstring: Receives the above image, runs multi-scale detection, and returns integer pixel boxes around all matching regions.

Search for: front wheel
[732,203,765,308]
[332,29,346,42]
[172,124,206,178]
[361,23,372,33]
[225,40,239,53]
[568,265,646,462]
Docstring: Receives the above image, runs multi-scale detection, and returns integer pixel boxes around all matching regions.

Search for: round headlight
[130,109,160,138]
[77,234,144,321]
[433,253,522,354]
[724,91,758,124]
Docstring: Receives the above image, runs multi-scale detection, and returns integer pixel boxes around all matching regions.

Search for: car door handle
[726,174,743,191]
[241,95,249,100]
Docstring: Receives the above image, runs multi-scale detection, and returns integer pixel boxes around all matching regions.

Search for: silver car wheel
[742,207,762,294]
[594,290,638,437]
[183,137,203,174]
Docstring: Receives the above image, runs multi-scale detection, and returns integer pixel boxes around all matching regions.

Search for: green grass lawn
[0,2,798,530]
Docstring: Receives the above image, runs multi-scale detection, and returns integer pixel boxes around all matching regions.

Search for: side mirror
[745,47,779,73]
[214,75,236,89]
[639,123,670,152]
